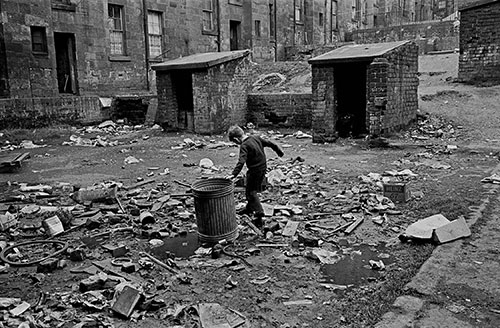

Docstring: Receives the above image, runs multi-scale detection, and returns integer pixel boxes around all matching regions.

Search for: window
[31,26,47,54]
[254,20,261,37]
[363,0,368,24]
[295,0,304,23]
[203,0,216,32]
[331,0,338,30]
[269,3,275,39]
[148,11,163,59]
[319,12,324,27]
[108,4,125,55]
[438,0,446,9]
[351,0,357,20]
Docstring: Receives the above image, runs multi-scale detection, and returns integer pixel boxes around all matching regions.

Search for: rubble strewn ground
[1,53,500,328]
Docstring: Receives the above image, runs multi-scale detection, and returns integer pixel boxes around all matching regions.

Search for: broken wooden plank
[123,179,155,191]
[344,217,364,234]
[256,243,288,248]
[282,220,299,237]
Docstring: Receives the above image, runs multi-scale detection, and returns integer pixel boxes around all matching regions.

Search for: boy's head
[228,125,244,144]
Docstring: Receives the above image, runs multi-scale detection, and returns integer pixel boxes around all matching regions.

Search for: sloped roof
[308,41,411,65]
[459,0,499,11]
[152,50,251,71]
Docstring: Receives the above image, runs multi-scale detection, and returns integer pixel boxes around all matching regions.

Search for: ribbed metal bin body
[191,178,238,243]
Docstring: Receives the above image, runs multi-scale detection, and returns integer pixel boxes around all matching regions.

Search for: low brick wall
[0,96,107,129]
[247,93,312,128]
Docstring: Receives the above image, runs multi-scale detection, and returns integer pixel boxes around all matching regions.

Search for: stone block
[433,217,471,244]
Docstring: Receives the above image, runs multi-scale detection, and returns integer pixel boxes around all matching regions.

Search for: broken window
[148,11,163,60]
[31,26,47,54]
[319,12,324,26]
[202,0,217,33]
[108,4,125,55]
[331,0,338,30]
[351,0,357,21]
[254,20,261,37]
[363,0,368,24]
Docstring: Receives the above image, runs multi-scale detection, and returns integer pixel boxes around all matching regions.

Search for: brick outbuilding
[458,0,500,85]
[309,41,419,142]
[152,50,252,134]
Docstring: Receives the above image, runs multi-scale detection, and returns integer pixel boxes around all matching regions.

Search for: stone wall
[377,42,419,134]
[0,96,106,129]
[247,93,312,128]
[311,65,336,143]
[351,20,458,54]
[193,55,252,134]
[458,1,500,85]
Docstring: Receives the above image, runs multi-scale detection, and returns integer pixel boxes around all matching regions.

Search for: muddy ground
[1,53,500,328]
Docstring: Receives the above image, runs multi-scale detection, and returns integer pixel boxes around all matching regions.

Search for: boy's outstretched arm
[261,138,284,157]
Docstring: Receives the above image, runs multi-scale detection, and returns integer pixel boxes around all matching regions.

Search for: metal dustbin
[191,178,238,243]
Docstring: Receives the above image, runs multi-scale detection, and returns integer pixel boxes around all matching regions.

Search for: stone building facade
[309,41,418,142]
[458,0,500,85]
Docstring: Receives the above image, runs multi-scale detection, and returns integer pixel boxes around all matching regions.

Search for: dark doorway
[172,71,194,131]
[230,20,241,50]
[54,33,77,94]
[334,62,368,138]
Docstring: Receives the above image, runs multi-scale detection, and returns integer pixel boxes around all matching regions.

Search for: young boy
[226,125,284,224]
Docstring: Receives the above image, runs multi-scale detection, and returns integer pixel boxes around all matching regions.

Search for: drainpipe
[324,0,327,44]
[142,0,150,91]
[216,0,221,52]
[293,0,296,46]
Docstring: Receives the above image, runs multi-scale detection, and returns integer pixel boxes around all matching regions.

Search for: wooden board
[0,153,30,170]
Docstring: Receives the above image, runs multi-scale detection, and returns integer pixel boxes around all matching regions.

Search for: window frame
[202,0,217,35]
[331,0,338,31]
[148,10,163,61]
[30,26,48,55]
[108,4,126,56]
[295,0,304,24]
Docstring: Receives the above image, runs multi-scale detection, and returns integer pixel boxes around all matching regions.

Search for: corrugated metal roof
[309,41,411,64]
[151,50,250,71]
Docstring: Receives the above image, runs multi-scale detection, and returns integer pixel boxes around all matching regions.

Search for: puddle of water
[320,243,393,286]
[149,232,200,259]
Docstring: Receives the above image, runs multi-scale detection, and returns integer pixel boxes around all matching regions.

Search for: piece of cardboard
[282,220,299,237]
[433,217,471,244]
[405,214,451,239]
[111,286,141,318]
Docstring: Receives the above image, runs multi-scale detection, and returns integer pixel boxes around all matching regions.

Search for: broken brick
[37,258,59,273]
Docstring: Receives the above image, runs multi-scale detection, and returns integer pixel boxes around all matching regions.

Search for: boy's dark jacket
[231,135,283,177]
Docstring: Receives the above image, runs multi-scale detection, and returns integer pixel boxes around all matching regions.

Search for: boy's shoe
[252,213,264,229]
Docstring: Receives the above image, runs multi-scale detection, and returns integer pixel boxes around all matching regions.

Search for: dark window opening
[319,13,324,26]
[230,20,241,50]
[31,27,48,54]
[269,3,275,39]
[254,20,261,37]
[334,62,368,138]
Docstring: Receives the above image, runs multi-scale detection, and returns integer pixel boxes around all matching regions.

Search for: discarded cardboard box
[383,182,410,203]
[112,285,142,318]
[0,213,17,231]
[433,217,471,244]
[42,215,64,236]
